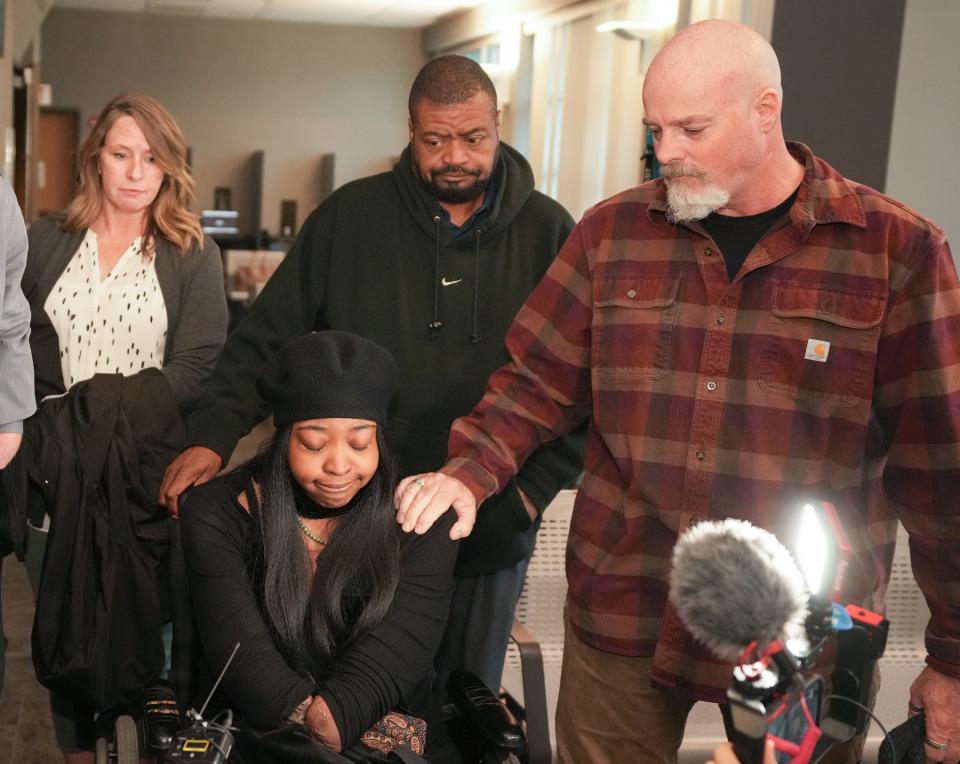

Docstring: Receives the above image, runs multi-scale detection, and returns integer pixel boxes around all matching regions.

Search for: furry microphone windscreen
[669,518,809,660]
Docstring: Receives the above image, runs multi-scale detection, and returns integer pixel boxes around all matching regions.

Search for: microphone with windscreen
[668,507,889,764]
[669,517,809,661]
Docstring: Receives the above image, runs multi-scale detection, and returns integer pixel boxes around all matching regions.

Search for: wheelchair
[94,523,529,764]
[95,670,527,763]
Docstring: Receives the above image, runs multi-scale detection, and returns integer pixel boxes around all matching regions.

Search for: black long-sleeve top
[180,469,459,751]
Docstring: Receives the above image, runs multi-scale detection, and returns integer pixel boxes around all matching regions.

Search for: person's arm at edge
[0,177,35,469]
[876,227,960,757]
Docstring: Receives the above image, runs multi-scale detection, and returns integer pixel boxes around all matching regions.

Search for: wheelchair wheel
[114,715,139,764]
[95,736,109,764]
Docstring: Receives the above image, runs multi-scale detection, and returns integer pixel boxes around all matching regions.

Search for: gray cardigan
[0,177,35,433]
[23,214,228,413]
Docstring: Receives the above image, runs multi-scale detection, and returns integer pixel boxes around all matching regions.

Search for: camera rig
[727,502,889,764]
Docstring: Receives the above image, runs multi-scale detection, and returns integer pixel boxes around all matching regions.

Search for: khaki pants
[555,616,696,764]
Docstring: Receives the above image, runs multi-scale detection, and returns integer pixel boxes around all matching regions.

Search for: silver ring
[924,736,949,751]
[908,701,924,714]
[414,479,425,489]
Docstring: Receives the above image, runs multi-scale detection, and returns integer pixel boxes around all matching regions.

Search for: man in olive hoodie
[160,55,583,697]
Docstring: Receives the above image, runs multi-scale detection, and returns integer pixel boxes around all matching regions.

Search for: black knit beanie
[255,331,400,427]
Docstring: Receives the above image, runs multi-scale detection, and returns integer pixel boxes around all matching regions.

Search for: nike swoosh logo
[441,277,463,286]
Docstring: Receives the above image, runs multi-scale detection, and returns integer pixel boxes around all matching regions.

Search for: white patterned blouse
[43,229,168,391]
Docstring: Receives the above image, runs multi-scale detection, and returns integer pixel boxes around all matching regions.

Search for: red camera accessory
[799,501,853,602]
[728,640,825,764]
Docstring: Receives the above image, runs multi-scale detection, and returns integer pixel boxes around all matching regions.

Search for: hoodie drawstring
[428,218,483,344]
[428,215,443,341]
[470,228,482,344]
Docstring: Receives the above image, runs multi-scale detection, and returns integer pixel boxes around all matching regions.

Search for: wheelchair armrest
[446,670,525,756]
[509,618,552,764]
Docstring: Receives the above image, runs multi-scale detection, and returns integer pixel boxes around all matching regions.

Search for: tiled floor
[0,555,60,763]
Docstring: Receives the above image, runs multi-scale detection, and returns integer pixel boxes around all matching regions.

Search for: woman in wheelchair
[180,331,461,762]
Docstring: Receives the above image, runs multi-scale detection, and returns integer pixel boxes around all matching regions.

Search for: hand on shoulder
[159,445,223,516]
[395,472,477,540]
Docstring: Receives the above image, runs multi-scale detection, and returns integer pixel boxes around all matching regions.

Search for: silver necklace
[297,517,328,545]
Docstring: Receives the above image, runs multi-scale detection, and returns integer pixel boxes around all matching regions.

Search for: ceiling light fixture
[595,19,663,40]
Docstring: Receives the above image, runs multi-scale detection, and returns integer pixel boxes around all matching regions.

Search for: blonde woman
[19,93,227,763]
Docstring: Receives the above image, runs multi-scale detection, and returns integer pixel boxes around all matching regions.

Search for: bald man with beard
[396,18,960,764]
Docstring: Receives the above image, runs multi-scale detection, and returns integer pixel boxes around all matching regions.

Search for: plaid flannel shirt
[443,143,960,700]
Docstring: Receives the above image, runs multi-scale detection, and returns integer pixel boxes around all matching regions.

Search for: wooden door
[38,108,79,217]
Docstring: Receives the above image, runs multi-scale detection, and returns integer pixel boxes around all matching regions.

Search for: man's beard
[662,162,731,223]
[414,150,497,204]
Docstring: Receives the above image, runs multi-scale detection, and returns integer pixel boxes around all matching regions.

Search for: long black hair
[245,424,401,677]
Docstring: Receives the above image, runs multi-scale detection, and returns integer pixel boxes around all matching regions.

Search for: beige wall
[519,0,678,219]
[0,4,11,141]
[886,0,960,255]
[41,8,425,235]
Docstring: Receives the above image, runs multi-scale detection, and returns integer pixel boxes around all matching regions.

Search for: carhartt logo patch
[804,339,830,362]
